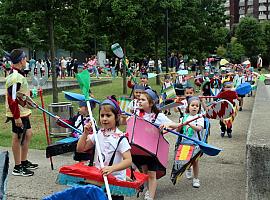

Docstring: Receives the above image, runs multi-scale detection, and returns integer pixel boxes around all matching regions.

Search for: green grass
[0,77,161,150]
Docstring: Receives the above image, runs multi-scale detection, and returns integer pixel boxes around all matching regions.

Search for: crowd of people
[3,48,261,200]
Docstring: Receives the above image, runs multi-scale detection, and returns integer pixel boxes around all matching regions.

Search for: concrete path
[1,96,254,200]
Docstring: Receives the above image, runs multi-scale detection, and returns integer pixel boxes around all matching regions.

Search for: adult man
[5,49,38,177]
[257,54,263,73]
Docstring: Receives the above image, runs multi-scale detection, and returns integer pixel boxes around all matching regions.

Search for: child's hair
[141,90,160,116]
[185,96,201,114]
[99,95,120,127]
[6,49,26,64]
[185,86,195,92]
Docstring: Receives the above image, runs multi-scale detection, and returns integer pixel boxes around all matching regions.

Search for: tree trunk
[155,36,160,85]
[122,41,127,95]
[49,14,58,103]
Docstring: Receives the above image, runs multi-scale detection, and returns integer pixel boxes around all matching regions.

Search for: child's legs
[219,120,226,132]
[193,160,199,179]
[148,170,157,199]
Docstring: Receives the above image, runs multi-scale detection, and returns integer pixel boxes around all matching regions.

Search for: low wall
[0,79,112,102]
[246,81,270,200]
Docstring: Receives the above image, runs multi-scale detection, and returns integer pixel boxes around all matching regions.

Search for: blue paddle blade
[63,91,101,104]
[236,82,252,95]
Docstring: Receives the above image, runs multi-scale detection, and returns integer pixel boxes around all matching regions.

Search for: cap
[134,84,145,91]
[145,89,159,103]
[140,73,148,79]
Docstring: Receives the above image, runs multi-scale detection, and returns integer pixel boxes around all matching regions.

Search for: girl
[234,68,245,111]
[164,96,204,188]
[128,84,145,114]
[160,74,174,115]
[133,89,175,200]
[77,97,132,200]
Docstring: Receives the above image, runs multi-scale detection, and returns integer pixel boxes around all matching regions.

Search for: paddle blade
[206,99,234,120]
[63,91,101,104]
[147,73,157,79]
[236,82,252,95]
[76,70,91,100]
[198,142,222,156]
[177,70,188,75]
[111,43,124,58]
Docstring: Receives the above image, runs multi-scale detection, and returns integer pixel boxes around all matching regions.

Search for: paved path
[1,96,254,200]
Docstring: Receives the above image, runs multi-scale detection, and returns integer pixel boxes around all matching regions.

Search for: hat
[223,81,233,88]
[134,84,145,91]
[145,89,159,103]
[5,49,26,64]
[79,101,96,109]
[79,101,87,107]
[140,73,148,79]
[101,97,121,114]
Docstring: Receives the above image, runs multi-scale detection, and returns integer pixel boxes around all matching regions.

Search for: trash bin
[49,102,73,137]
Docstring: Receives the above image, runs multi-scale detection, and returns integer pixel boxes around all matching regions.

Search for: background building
[225,0,270,29]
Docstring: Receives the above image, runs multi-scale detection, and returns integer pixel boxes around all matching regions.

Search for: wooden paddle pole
[39,88,54,170]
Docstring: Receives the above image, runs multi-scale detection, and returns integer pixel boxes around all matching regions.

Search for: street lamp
[165,9,169,73]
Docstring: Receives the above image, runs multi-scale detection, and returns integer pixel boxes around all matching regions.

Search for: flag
[76,70,91,100]
[259,74,266,82]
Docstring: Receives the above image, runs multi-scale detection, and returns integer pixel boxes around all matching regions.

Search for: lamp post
[165,9,169,73]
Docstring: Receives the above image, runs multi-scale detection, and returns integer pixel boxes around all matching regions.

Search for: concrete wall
[246,81,270,200]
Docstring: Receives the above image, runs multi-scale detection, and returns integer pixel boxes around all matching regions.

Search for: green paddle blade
[76,70,91,100]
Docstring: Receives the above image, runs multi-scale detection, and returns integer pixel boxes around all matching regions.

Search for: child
[234,68,245,111]
[133,89,175,200]
[127,84,145,114]
[77,96,132,200]
[174,86,195,119]
[216,81,239,138]
[56,101,96,161]
[127,73,151,91]
[164,96,204,188]
[161,75,174,115]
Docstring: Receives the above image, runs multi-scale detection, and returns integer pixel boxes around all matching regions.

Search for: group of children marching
[57,65,257,200]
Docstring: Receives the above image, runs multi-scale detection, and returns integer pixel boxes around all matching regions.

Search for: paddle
[16,92,83,135]
[124,100,233,156]
[76,69,112,200]
[235,82,252,95]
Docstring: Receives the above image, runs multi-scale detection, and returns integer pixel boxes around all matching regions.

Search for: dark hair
[141,92,160,116]
[8,49,25,64]
[185,86,195,92]
[99,95,120,127]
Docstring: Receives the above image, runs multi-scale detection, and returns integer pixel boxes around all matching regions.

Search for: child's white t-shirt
[87,128,131,180]
[180,114,204,144]
[139,111,172,125]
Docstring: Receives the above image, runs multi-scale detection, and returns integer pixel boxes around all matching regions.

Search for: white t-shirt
[137,111,172,125]
[127,99,139,113]
[87,128,131,181]
[180,114,204,144]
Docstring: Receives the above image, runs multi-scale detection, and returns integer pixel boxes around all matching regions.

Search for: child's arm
[101,150,132,176]
[188,123,203,132]
[76,122,94,152]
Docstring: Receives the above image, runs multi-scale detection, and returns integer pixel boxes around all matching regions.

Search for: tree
[235,17,266,64]
[227,38,245,63]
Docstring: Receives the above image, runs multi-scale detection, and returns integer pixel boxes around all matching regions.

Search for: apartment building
[225,0,270,29]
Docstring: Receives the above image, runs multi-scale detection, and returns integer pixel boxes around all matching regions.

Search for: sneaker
[12,166,34,177]
[22,160,39,170]
[192,178,200,188]
[144,190,150,199]
[221,131,225,137]
[145,197,153,200]
[164,110,168,115]
[185,168,192,179]
[227,132,232,138]
[239,107,243,111]
[168,112,171,116]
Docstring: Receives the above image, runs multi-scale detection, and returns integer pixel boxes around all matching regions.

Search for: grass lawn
[0,77,161,150]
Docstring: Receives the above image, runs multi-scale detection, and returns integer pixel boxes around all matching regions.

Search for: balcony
[259,6,267,11]
[259,14,267,20]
